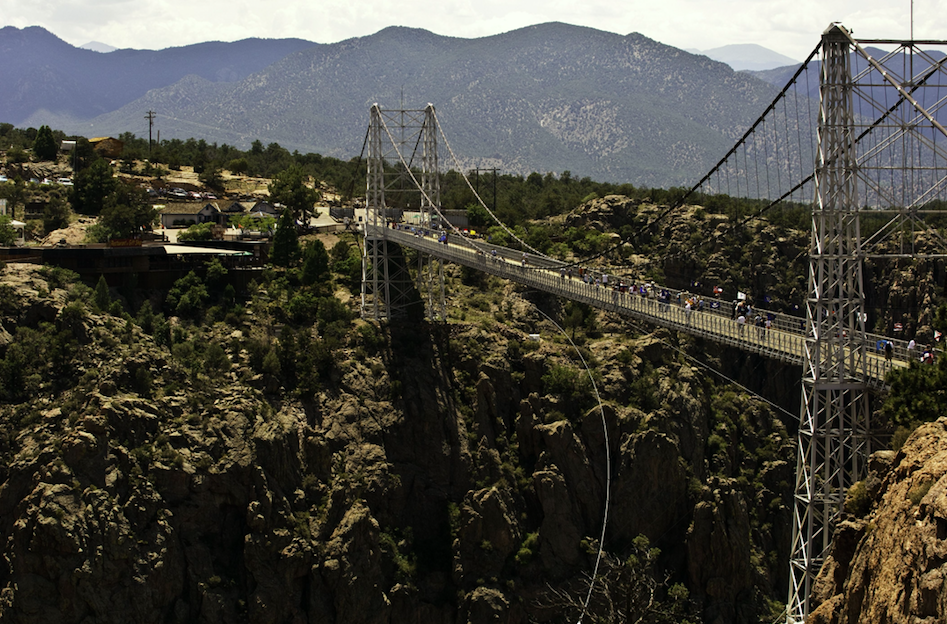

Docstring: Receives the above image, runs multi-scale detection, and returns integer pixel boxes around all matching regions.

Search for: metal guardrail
[371,224,928,386]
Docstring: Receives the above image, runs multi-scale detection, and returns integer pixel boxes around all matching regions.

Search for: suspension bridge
[358,23,947,624]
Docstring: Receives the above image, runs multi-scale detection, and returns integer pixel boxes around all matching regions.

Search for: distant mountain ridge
[3,23,786,186]
[78,41,117,53]
[0,26,318,124]
[695,43,798,71]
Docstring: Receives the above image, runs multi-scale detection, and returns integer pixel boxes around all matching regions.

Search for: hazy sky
[0,0,940,60]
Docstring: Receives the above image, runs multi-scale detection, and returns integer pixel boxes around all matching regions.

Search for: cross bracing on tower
[362,104,446,322]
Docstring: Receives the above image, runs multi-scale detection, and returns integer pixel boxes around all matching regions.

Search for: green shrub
[166,271,208,319]
[177,222,214,241]
[515,532,539,565]
[94,275,111,310]
[891,425,915,451]
[908,479,933,506]
[845,480,871,516]
[204,342,231,374]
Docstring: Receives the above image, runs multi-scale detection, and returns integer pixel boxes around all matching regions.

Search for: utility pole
[145,110,156,158]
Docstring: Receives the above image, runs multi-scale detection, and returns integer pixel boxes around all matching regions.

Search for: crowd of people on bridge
[386,219,943,363]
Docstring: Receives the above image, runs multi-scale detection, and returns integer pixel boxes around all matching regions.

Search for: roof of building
[156,202,220,215]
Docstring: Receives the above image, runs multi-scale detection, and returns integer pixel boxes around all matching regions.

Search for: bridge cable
[716,51,947,236]
[678,49,947,252]
[758,127,765,200]
[429,108,547,258]
[377,109,611,276]
[531,306,611,624]
[527,295,796,621]
[669,43,822,213]
[374,111,530,263]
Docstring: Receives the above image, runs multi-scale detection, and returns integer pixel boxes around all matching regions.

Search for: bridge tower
[787,24,871,623]
[361,104,446,321]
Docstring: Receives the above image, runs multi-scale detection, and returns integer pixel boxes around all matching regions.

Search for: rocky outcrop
[687,487,754,624]
[0,262,797,624]
[809,418,947,624]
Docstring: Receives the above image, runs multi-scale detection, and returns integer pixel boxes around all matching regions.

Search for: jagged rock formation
[0,258,796,623]
[809,418,947,624]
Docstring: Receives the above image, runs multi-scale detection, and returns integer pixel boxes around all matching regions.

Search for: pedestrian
[737,313,746,335]
[884,340,893,363]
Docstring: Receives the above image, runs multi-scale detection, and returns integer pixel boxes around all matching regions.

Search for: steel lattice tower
[361,104,446,321]
[787,24,871,623]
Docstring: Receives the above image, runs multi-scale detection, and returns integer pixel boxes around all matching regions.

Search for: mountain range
[2,24,799,187]
[691,43,798,71]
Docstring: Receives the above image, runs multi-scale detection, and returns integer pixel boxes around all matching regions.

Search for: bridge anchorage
[360,23,947,624]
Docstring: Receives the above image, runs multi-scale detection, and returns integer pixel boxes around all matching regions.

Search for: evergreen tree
[198,165,224,191]
[32,125,58,161]
[42,193,71,233]
[0,215,18,246]
[301,239,330,285]
[94,275,111,311]
[268,164,320,227]
[0,178,28,220]
[88,184,155,241]
[270,210,300,267]
[71,159,116,215]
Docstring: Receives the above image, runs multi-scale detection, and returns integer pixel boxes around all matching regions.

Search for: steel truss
[787,24,872,623]
[788,22,947,622]
[361,104,446,321]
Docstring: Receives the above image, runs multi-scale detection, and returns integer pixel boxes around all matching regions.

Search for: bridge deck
[373,225,920,387]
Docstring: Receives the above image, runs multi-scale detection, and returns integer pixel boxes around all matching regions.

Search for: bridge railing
[371,224,926,385]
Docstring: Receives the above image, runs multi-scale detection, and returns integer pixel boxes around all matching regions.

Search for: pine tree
[32,125,58,161]
[94,275,111,311]
[270,210,300,267]
[301,240,330,285]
